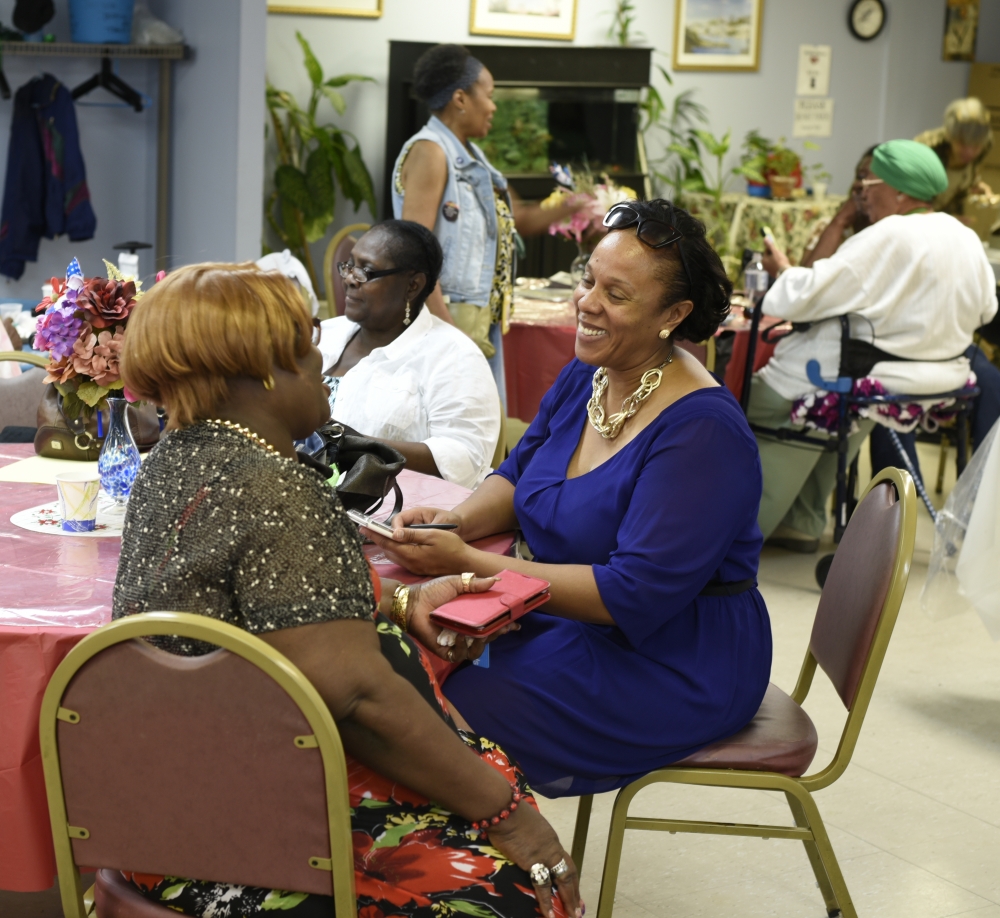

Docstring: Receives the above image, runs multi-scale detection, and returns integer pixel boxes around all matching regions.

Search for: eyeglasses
[337,261,409,285]
[602,202,692,288]
[859,178,884,188]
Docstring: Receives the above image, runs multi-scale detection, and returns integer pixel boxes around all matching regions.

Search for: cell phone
[346,509,396,539]
[760,225,775,241]
[409,523,458,530]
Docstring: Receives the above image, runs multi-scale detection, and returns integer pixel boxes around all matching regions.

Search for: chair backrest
[0,366,46,428]
[323,223,370,318]
[794,467,916,788]
[40,612,355,918]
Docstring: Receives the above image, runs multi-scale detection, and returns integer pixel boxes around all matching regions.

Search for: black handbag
[307,421,406,517]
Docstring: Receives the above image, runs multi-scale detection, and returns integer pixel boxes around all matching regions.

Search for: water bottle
[744,255,769,300]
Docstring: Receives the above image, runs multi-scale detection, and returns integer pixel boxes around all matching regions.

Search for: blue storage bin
[69,0,134,44]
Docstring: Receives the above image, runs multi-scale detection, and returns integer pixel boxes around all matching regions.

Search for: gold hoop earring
[403,301,411,326]
[263,375,275,391]
[658,329,670,340]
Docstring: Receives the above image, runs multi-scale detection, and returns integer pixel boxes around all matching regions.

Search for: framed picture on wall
[942,0,979,61]
[470,0,577,41]
[268,0,382,17]
[672,0,764,71]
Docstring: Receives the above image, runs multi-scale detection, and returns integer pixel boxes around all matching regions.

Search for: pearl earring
[404,301,411,326]
[658,329,670,340]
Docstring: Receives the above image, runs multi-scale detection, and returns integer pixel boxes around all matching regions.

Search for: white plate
[10,499,125,538]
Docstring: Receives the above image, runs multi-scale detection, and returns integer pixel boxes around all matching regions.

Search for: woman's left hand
[406,574,518,663]
[364,525,475,576]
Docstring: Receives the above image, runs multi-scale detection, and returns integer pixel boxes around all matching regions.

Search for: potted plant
[735,130,771,198]
[802,143,832,200]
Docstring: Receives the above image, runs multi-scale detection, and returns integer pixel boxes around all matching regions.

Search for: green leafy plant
[265,32,376,292]
[479,98,552,174]
[607,0,645,46]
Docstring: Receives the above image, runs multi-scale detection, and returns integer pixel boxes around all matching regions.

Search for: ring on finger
[549,858,570,880]
[461,571,475,592]
[529,863,551,887]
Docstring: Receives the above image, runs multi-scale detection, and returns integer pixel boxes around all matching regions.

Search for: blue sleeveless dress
[446,360,773,797]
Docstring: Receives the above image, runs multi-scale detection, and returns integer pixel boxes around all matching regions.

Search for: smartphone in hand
[346,509,396,539]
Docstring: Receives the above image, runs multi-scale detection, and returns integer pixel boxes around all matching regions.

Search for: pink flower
[90,327,125,387]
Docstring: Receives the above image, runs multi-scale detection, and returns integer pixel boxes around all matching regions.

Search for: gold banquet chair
[571,467,916,918]
[39,612,355,918]
[322,222,371,318]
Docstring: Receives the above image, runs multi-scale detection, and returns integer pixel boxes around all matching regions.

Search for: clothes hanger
[71,57,143,112]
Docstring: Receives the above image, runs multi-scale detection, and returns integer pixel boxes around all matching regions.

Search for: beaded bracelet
[472,783,524,834]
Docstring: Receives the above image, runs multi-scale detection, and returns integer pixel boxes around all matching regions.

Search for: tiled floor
[534,443,1000,918]
[4,444,998,918]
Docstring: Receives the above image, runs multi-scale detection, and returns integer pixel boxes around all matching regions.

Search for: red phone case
[429,570,551,637]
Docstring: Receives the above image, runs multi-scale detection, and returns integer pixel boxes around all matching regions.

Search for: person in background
[113,262,580,918]
[916,97,994,217]
[320,220,501,488]
[799,146,875,268]
[756,140,997,552]
[392,43,583,405]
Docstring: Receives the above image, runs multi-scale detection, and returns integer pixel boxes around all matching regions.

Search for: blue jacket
[0,74,96,280]
[391,116,509,309]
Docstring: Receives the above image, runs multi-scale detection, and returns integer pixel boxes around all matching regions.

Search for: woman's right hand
[393,505,464,535]
[487,803,581,918]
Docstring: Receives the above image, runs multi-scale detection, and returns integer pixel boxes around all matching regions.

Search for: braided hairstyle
[413,44,472,111]
[371,219,443,311]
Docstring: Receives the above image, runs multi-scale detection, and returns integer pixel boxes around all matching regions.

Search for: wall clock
[848,0,886,41]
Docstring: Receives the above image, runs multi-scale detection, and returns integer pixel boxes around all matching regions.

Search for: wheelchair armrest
[806,359,852,394]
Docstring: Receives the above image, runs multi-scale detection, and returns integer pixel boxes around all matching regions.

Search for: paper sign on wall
[793,98,834,137]
[796,45,832,96]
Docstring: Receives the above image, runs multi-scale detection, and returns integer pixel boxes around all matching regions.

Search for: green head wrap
[870,139,948,202]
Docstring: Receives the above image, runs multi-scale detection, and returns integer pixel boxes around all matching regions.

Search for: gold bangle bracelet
[391,584,411,632]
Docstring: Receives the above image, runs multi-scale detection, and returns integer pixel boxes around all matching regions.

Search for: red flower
[354,829,497,906]
[77,277,138,329]
[35,276,67,314]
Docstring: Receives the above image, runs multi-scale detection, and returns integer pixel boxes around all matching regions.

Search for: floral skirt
[125,733,553,918]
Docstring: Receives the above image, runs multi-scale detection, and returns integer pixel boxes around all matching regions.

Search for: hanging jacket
[0,74,96,279]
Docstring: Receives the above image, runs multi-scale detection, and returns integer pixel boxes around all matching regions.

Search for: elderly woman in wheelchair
[753,139,998,553]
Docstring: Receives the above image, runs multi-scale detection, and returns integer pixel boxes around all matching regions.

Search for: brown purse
[34,385,162,460]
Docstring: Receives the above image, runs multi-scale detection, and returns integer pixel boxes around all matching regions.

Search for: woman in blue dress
[366,200,772,798]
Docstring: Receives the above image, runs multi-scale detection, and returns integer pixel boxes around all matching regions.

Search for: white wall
[266,0,998,292]
[0,0,265,303]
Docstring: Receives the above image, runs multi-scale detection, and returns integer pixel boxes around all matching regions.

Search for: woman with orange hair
[112,263,580,918]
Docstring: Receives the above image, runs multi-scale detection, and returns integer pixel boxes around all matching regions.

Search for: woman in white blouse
[319,221,501,489]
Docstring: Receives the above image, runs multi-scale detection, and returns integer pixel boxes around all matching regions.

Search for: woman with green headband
[754,139,998,553]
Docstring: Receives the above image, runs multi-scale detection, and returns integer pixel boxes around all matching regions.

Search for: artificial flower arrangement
[540,162,638,247]
[33,257,144,417]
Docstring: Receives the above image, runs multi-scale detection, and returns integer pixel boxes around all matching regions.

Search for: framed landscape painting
[268,0,382,17]
[470,0,577,41]
[672,0,764,71]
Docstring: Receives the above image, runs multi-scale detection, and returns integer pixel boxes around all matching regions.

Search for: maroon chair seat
[95,869,178,918]
[675,683,819,777]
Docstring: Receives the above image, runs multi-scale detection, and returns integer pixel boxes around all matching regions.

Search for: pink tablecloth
[0,444,510,892]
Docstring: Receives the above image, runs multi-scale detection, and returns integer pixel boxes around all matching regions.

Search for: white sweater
[758,212,998,400]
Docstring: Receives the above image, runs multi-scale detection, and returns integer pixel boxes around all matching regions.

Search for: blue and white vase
[97,397,141,505]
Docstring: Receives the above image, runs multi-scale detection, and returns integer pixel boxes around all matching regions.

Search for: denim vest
[392,116,509,309]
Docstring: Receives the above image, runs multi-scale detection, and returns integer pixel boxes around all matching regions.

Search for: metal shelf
[0,41,186,60]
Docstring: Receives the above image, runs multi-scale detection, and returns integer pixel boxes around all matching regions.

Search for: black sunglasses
[337,261,410,285]
[602,202,692,287]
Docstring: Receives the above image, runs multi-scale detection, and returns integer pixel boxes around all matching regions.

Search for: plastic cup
[56,471,101,533]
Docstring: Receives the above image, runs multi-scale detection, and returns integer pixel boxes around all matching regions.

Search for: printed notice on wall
[793,98,834,137]
[796,45,832,96]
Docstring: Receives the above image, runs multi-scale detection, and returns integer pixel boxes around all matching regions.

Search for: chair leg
[936,434,948,495]
[786,787,857,918]
[595,787,636,918]
[571,794,594,878]
[785,792,839,916]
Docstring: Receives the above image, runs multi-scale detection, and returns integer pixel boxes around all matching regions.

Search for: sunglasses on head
[602,202,692,287]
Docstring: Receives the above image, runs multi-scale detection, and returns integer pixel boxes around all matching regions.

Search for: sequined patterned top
[112,422,375,654]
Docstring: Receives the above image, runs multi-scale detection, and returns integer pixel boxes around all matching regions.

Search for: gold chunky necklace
[587,350,674,440]
[208,419,278,454]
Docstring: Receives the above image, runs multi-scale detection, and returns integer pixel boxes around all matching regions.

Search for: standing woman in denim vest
[392,44,581,407]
